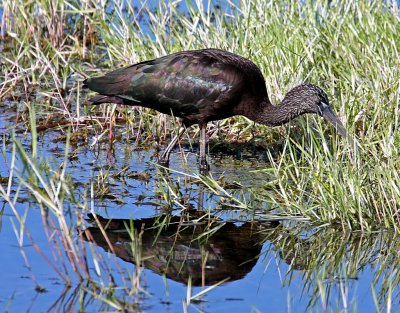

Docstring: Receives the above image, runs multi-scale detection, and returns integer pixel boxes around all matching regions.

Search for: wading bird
[84,49,346,170]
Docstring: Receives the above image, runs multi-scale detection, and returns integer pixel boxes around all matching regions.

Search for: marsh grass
[1,0,400,311]
[2,0,399,230]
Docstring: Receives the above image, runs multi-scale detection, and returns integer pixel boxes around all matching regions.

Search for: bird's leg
[159,126,186,165]
[199,124,210,173]
[197,183,205,211]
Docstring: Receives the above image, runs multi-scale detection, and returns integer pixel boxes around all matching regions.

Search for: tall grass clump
[236,1,400,231]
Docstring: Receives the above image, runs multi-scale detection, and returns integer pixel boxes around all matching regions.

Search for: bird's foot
[199,158,210,174]
[158,148,171,167]
[158,157,170,167]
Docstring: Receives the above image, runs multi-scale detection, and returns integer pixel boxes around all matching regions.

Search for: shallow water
[0,103,399,313]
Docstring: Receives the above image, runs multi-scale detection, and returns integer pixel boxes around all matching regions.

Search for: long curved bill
[321,105,347,138]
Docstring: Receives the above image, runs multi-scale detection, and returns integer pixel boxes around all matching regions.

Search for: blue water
[0,201,382,312]
[0,207,387,312]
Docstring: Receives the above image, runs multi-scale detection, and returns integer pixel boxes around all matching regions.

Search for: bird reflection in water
[82,212,280,286]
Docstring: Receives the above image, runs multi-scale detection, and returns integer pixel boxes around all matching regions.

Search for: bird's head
[285,83,347,137]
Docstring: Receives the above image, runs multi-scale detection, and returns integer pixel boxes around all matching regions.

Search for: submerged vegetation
[0,0,400,311]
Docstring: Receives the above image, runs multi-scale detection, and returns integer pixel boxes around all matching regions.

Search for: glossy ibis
[84,49,346,170]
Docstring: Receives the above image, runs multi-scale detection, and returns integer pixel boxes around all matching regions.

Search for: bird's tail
[83,77,128,105]
[82,78,90,89]
[83,70,132,94]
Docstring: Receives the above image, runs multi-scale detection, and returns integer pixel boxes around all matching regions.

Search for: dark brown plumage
[84,48,346,170]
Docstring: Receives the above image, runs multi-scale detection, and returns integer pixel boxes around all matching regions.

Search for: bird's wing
[85,51,243,118]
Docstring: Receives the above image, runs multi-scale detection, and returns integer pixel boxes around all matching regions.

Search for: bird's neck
[246,97,301,126]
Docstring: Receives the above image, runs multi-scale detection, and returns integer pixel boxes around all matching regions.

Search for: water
[0,102,398,313]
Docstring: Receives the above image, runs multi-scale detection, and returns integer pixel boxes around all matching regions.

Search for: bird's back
[84,49,268,125]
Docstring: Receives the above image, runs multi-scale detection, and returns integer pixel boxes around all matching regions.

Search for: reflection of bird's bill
[321,106,347,138]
